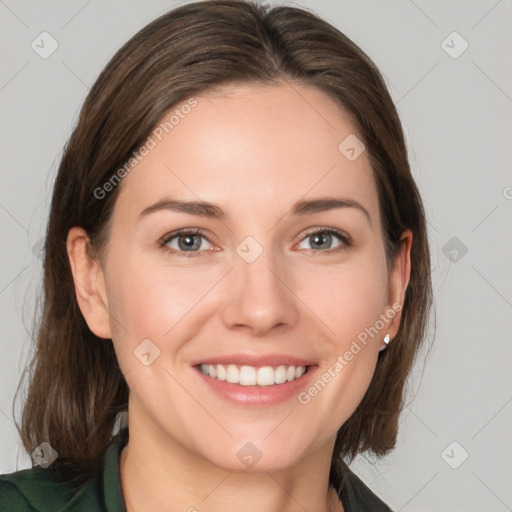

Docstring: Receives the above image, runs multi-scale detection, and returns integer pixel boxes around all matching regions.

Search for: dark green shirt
[0,430,393,511]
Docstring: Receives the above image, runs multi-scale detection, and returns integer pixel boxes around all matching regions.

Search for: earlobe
[66,227,112,339]
[385,229,412,339]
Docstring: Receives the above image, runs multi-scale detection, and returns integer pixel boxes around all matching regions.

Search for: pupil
[178,235,201,251]
[311,232,331,249]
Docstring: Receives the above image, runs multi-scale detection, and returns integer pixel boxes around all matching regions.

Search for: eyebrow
[139,199,225,219]
[138,197,371,226]
[291,197,371,226]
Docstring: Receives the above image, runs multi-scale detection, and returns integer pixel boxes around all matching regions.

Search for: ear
[384,229,412,341]
[66,226,112,339]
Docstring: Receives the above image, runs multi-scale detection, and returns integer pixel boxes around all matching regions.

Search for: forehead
[114,81,379,225]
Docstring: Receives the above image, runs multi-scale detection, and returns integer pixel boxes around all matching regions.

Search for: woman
[0,1,433,510]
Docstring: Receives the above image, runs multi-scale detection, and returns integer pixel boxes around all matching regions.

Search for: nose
[220,248,300,337]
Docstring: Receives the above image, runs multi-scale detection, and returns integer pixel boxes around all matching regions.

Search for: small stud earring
[379,333,390,352]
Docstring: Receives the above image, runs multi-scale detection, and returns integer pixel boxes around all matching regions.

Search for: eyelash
[158,228,211,258]
[299,227,351,255]
[158,227,351,257]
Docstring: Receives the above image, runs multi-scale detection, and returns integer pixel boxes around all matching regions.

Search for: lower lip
[194,365,318,406]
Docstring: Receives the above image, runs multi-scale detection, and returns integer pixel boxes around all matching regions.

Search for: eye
[295,228,350,253]
[160,229,215,256]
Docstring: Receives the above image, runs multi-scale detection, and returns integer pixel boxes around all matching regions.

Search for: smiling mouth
[198,363,310,387]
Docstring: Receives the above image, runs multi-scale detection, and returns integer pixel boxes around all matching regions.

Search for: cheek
[290,255,388,421]
[293,254,389,346]
[105,253,226,355]
[104,262,219,416]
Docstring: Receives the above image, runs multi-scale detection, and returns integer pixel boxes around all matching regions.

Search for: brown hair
[16,0,433,487]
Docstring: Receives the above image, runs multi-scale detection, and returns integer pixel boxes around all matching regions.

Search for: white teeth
[216,364,226,381]
[239,366,256,386]
[226,364,238,384]
[199,363,308,386]
[274,365,287,384]
[257,366,274,386]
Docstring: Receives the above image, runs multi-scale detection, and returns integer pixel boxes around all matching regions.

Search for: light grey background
[1,1,511,510]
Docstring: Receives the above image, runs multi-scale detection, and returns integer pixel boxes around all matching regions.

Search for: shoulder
[338,465,394,512]
[0,467,102,512]
[0,470,35,511]
[0,429,128,512]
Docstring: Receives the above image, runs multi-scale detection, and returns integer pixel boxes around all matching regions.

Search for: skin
[67,81,411,512]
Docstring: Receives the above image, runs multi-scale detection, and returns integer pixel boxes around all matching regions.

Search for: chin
[194,435,315,474]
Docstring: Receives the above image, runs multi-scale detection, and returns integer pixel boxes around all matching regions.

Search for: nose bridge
[238,247,280,297]
[221,237,299,335]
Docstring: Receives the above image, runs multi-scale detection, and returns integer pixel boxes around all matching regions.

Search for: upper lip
[192,354,316,367]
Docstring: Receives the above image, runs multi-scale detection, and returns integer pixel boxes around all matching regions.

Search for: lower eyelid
[165,248,205,257]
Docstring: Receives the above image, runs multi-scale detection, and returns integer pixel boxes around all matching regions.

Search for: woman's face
[84,82,410,471]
